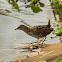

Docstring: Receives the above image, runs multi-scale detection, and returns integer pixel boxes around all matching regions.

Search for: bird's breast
[27,31,42,39]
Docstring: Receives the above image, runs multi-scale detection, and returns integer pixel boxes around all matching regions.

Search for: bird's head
[15,25,25,30]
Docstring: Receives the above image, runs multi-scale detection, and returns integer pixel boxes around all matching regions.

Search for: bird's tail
[48,19,51,28]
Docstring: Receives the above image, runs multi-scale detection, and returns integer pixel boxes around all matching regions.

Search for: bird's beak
[15,28,18,30]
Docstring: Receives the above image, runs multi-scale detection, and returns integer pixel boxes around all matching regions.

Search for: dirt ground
[11,42,62,62]
[22,43,62,62]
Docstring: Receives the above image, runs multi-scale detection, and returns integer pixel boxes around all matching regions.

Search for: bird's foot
[37,41,40,44]
[41,43,44,46]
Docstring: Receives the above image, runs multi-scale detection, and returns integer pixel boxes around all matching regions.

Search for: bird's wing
[29,25,48,30]
[29,25,47,35]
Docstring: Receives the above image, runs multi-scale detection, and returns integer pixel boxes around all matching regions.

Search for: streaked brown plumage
[15,20,53,43]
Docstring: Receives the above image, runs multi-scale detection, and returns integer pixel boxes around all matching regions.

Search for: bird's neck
[21,26,30,33]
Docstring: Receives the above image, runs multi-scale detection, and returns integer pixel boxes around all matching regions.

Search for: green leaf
[38,60,46,62]
[54,3,62,15]
[57,30,62,34]
[31,0,38,2]
[55,0,59,2]
[56,7,62,15]
[7,0,20,11]
[56,59,62,62]
[57,26,62,30]
[53,26,62,36]
[39,2,45,7]
[13,3,19,10]
[31,5,42,13]
[53,31,58,34]
[51,2,55,6]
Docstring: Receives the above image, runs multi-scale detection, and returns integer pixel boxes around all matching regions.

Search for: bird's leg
[41,37,46,46]
[36,38,44,44]
[37,39,40,44]
[39,38,44,43]
[39,37,46,46]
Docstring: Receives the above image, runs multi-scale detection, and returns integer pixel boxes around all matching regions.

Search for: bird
[15,20,54,44]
